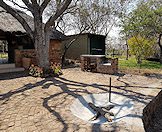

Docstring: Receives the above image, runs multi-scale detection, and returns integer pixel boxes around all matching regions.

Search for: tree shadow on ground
[0,73,161,132]
[0,71,28,80]
[144,73,162,80]
[62,64,80,69]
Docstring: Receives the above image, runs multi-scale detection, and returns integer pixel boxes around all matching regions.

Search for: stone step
[0,63,15,69]
[0,67,25,74]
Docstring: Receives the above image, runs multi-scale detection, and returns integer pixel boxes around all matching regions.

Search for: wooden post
[109,77,112,102]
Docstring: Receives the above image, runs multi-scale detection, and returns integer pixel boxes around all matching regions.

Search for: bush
[128,36,155,64]
[29,62,63,77]
[50,62,63,75]
[29,64,43,77]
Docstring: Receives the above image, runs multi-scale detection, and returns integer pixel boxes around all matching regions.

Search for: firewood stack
[88,103,114,122]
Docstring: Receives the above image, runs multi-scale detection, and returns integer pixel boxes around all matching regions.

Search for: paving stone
[21,118,28,124]
[0,69,161,132]
[8,122,15,127]
[78,128,87,132]
[15,116,21,121]
[6,127,14,132]
[15,120,21,127]
[0,124,8,130]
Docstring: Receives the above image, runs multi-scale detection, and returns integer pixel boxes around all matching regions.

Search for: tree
[121,0,162,63]
[150,1,162,63]
[54,0,135,36]
[119,13,130,60]
[118,0,145,60]
[57,0,136,64]
[73,0,112,35]
[44,0,136,65]
[119,27,130,60]
[128,35,155,65]
[0,0,72,69]
[46,0,118,65]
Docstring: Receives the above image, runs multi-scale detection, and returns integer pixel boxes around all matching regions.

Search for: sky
[5,0,24,9]
[3,0,121,37]
[3,0,139,41]
[4,0,32,16]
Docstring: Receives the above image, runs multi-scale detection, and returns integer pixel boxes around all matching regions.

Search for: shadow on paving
[144,73,162,79]
[0,73,160,132]
[0,71,28,80]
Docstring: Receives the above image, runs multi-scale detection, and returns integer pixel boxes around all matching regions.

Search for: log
[88,103,114,122]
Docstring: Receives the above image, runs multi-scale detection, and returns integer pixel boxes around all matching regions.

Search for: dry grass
[119,67,162,76]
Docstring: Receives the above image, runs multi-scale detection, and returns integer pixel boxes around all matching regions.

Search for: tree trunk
[34,31,50,69]
[126,40,129,60]
[34,15,50,69]
[160,47,162,64]
[158,34,162,64]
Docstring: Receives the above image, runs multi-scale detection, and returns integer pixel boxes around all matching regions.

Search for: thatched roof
[0,7,66,40]
[0,7,34,33]
[50,29,66,40]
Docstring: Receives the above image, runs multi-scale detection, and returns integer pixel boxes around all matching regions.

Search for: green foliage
[29,63,63,78]
[119,0,162,63]
[50,62,63,75]
[128,36,155,64]
[29,65,43,77]
[121,0,162,39]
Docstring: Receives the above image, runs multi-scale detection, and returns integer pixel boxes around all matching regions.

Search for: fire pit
[70,93,134,124]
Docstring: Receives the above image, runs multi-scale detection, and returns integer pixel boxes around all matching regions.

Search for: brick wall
[15,49,36,67]
[97,58,118,74]
[80,56,118,74]
[15,40,62,68]
[142,90,162,131]
[49,40,62,64]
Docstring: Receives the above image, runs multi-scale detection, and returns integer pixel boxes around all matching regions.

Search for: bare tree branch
[30,0,40,13]
[0,0,33,40]
[22,0,34,12]
[40,0,51,14]
[8,0,30,11]
[31,0,39,5]
[61,25,90,65]
[45,0,72,30]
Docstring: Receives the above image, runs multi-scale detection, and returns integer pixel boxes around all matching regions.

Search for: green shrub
[50,62,63,75]
[29,64,43,77]
[29,62,63,77]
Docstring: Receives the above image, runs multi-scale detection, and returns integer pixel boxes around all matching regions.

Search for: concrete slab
[70,93,135,125]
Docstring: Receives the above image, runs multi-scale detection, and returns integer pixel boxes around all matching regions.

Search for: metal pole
[109,77,111,102]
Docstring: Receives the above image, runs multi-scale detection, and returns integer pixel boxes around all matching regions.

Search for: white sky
[5,0,24,9]
[4,0,32,16]
[4,0,121,38]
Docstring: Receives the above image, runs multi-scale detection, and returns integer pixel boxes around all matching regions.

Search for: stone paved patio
[0,68,162,132]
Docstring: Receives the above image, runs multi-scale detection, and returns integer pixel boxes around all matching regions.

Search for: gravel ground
[0,68,162,132]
